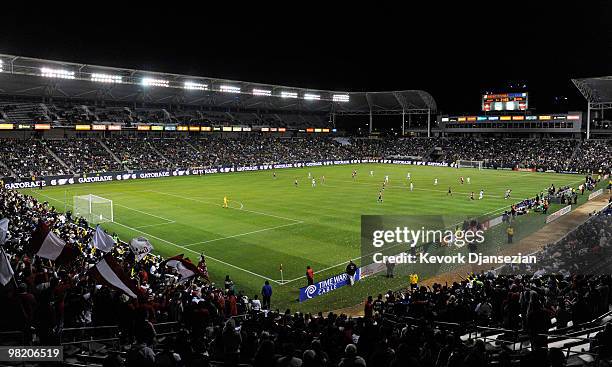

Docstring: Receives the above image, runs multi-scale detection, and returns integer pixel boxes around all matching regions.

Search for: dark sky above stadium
[1,2,611,114]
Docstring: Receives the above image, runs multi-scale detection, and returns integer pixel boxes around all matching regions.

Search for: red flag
[29,222,78,265]
[162,254,207,282]
[89,254,139,298]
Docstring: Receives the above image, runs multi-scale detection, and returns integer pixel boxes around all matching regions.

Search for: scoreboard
[482,92,528,111]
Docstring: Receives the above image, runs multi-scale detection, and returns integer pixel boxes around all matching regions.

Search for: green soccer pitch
[22,164,588,312]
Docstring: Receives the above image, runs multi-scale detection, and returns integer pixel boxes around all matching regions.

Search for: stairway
[45,144,72,173]
[98,140,124,167]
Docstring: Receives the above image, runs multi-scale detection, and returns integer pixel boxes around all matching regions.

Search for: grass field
[22,164,587,312]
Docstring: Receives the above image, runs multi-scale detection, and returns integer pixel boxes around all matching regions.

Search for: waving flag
[89,254,139,298]
[91,225,116,253]
[0,218,8,245]
[129,237,154,262]
[0,247,14,286]
[162,254,206,282]
[29,222,78,265]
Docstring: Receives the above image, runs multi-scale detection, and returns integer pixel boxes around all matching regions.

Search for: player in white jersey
[406,172,411,180]
[385,175,389,184]
[311,178,316,187]
[467,177,471,184]
[370,170,374,177]
[504,189,512,199]
[410,182,414,191]
[434,178,438,185]
[479,189,484,200]
[308,172,312,179]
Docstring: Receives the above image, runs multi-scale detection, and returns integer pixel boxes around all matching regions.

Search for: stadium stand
[1,137,610,180]
[0,182,610,366]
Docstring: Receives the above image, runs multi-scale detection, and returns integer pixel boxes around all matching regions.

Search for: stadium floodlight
[41,67,75,79]
[91,73,122,83]
[184,81,208,90]
[304,93,320,100]
[253,88,272,96]
[220,85,241,93]
[142,77,169,87]
[281,91,298,99]
[332,94,350,102]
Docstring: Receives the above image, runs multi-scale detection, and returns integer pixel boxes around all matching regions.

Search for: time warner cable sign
[299,269,361,302]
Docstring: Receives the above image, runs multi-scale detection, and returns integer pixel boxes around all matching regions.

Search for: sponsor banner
[589,189,604,201]
[299,268,361,302]
[546,205,571,224]
[513,167,536,172]
[5,159,456,190]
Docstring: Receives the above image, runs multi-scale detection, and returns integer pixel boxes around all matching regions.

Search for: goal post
[455,160,484,170]
[73,194,114,224]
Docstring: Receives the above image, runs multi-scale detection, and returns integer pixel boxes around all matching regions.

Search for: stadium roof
[572,77,612,106]
[0,54,436,114]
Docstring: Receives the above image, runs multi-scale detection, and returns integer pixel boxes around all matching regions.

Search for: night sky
[1,2,611,114]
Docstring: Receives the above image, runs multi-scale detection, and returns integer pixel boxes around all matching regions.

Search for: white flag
[91,225,116,253]
[0,247,14,286]
[129,237,154,262]
[0,218,8,245]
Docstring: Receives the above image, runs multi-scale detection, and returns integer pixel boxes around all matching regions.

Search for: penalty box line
[111,221,281,285]
[29,191,278,284]
[183,221,303,247]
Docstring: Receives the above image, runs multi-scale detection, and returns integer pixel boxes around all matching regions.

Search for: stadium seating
[0,180,610,366]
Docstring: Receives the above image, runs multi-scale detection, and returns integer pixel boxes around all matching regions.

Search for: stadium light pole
[427,109,431,138]
[369,109,373,134]
[401,110,405,136]
[586,102,591,140]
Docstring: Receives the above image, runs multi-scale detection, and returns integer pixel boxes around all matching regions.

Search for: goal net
[73,194,114,224]
[456,160,484,169]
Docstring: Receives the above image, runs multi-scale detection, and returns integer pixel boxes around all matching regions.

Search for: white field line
[114,203,175,224]
[112,221,281,284]
[148,190,302,223]
[29,190,279,284]
[183,221,303,247]
[133,221,176,229]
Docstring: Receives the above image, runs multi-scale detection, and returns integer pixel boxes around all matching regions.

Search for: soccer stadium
[1,8,612,367]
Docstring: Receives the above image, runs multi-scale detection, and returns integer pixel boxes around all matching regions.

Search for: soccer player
[384,175,389,184]
[470,192,475,200]
[223,196,229,208]
[311,178,316,187]
[294,178,298,187]
[410,182,414,191]
[273,171,276,179]
[434,178,438,186]
[460,176,464,185]
[370,170,374,177]
[308,172,312,179]
[447,187,452,196]
[467,177,471,184]
[504,189,512,199]
[406,172,411,180]
[321,175,326,184]
[377,190,383,203]
[352,170,357,180]
[479,189,484,200]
